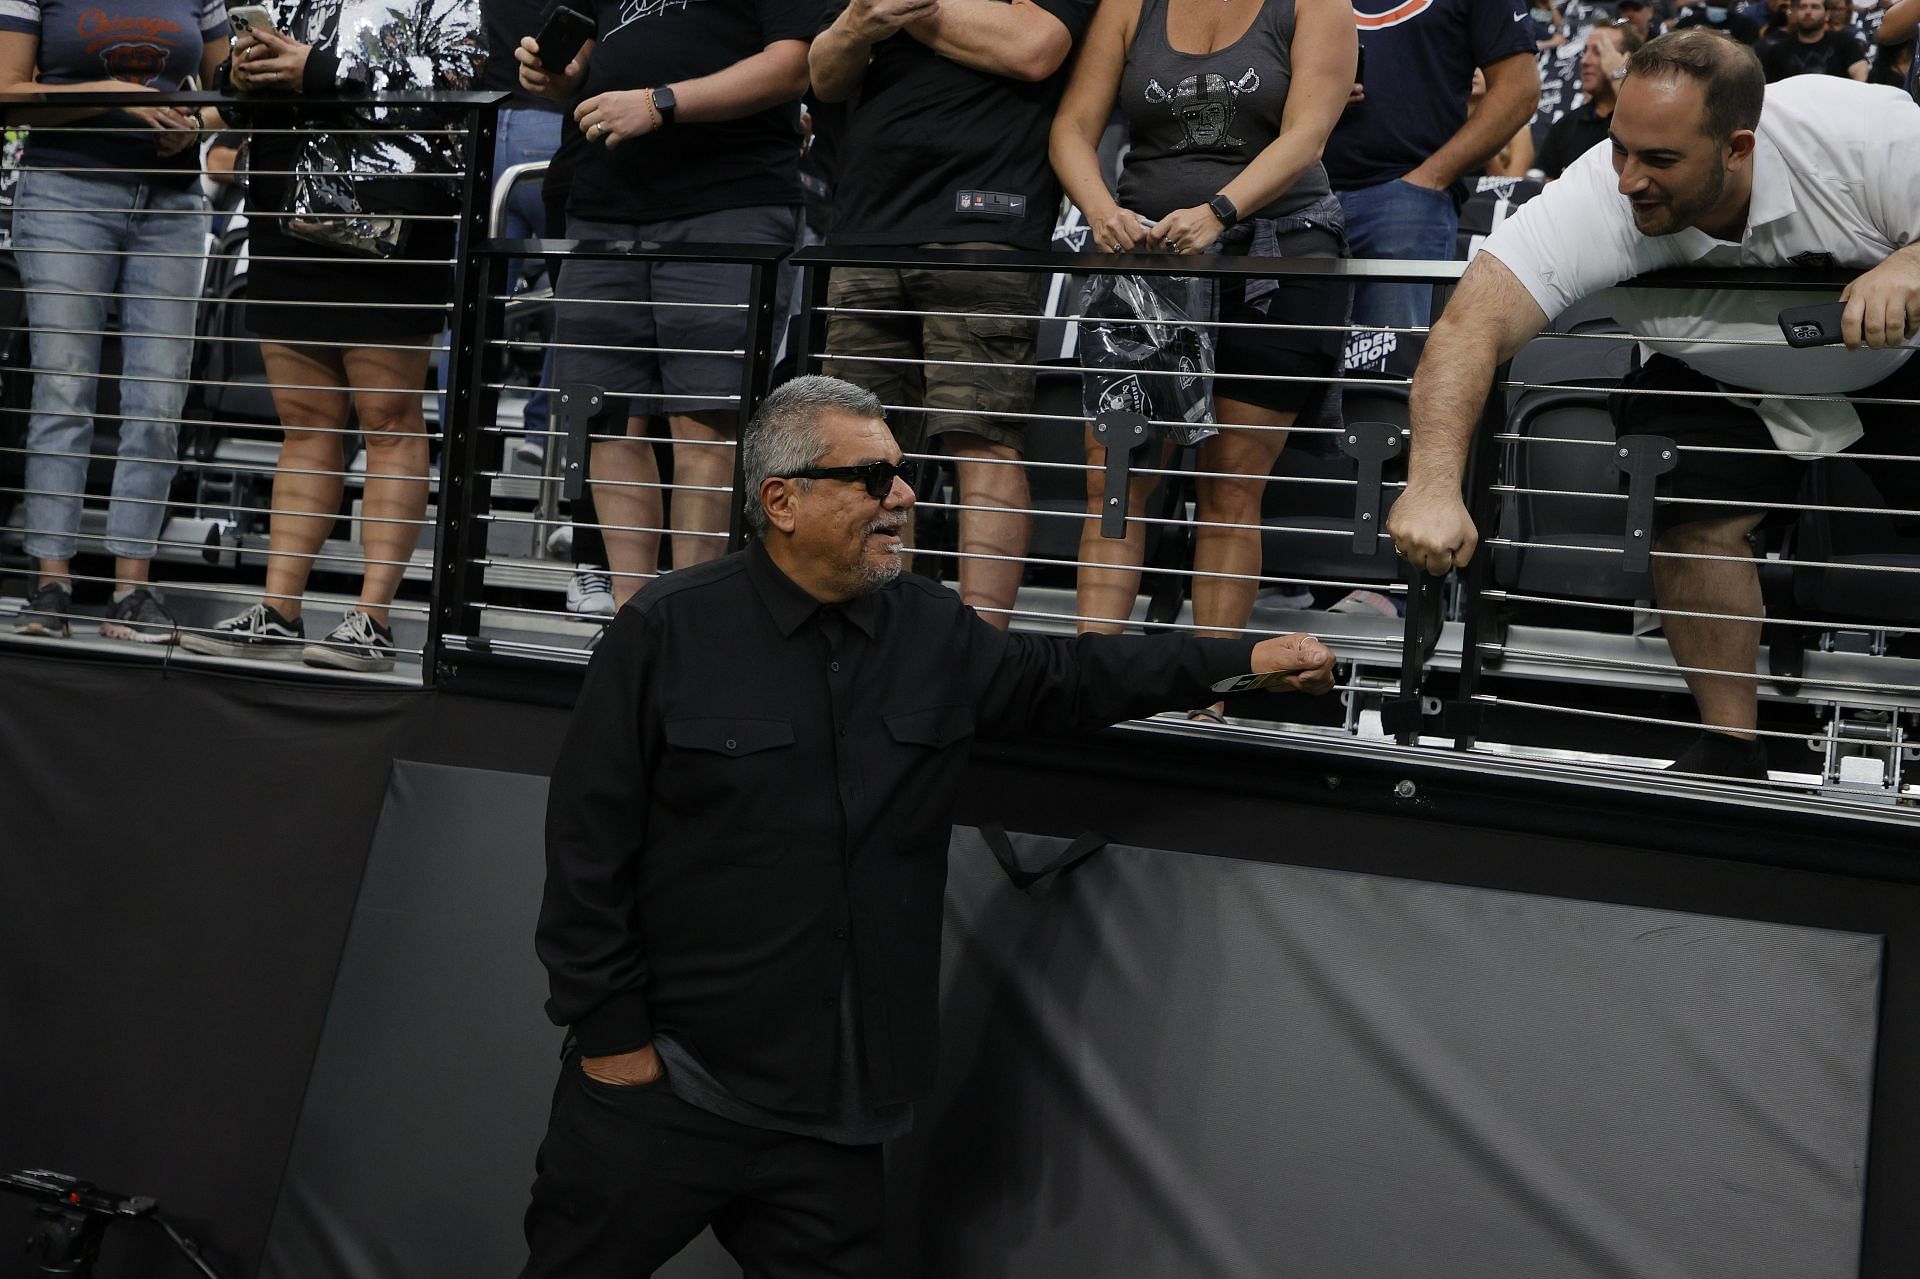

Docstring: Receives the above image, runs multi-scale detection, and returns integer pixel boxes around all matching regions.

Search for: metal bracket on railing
[555,382,605,501]
[1812,702,1909,799]
[1612,434,1678,574]
[1342,420,1406,554]
[1382,565,1447,744]
[1090,409,1157,540]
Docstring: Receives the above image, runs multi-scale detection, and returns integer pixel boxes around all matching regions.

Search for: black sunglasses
[780,460,915,499]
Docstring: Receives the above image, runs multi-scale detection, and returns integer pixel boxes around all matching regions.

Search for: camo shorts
[823,245,1046,453]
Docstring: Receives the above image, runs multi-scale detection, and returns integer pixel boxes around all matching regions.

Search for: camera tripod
[2,1169,227,1279]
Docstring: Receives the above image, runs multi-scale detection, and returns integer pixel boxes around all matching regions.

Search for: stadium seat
[193,271,281,429]
[1506,298,1630,421]
[1789,457,1920,634]
[1491,388,1653,602]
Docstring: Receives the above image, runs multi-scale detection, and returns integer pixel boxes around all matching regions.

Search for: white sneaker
[515,435,547,466]
[545,524,574,558]
[566,566,615,617]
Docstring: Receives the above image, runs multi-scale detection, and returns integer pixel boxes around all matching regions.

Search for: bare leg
[260,343,353,620]
[113,557,151,588]
[1652,514,1767,736]
[667,410,735,570]
[946,431,1031,630]
[345,341,434,627]
[591,415,664,609]
[37,558,71,589]
[1191,401,1292,639]
[1074,428,1169,635]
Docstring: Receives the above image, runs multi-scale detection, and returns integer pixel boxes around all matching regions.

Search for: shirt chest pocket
[884,704,976,750]
[882,705,976,849]
[659,717,797,865]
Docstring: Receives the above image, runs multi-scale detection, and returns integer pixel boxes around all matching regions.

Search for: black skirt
[243,215,457,343]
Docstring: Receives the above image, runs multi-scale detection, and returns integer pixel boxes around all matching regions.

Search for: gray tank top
[1116,0,1331,222]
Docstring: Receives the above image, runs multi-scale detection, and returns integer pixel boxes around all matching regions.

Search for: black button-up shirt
[539,542,1257,1113]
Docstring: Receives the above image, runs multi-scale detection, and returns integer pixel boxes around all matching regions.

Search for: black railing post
[728,252,786,551]
[424,93,503,686]
[792,249,833,380]
[1443,358,1512,748]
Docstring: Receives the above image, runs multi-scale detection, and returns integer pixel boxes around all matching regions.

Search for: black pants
[519,1063,886,1279]
[1610,353,1920,532]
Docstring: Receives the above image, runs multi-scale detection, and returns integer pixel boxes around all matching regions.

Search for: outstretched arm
[1386,251,1547,575]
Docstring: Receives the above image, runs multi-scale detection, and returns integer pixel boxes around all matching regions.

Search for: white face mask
[1705,4,1729,18]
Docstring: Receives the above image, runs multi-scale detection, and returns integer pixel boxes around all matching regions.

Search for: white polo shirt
[1481,75,1920,453]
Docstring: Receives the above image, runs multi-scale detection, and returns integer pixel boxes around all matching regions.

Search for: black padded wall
[6,650,1920,1277]
[0,655,423,1278]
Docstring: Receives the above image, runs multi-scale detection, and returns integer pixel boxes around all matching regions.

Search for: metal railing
[0,89,497,675]
[3,102,1915,814]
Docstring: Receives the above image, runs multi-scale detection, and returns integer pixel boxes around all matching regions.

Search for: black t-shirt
[481,0,563,109]
[1533,98,1609,178]
[1758,30,1866,80]
[1323,0,1536,190]
[568,0,820,222]
[826,0,1096,249]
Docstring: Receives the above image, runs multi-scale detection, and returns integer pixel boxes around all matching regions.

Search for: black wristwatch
[652,85,677,126]
[1208,193,1240,227]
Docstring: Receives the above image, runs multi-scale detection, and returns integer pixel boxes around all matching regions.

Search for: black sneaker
[179,602,306,660]
[100,587,177,644]
[14,580,72,638]
[1666,731,1770,780]
[303,609,395,673]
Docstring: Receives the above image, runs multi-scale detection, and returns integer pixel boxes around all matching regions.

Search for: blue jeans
[14,168,209,561]
[1335,178,1460,338]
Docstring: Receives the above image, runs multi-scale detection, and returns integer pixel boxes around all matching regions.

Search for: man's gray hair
[741,375,884,535]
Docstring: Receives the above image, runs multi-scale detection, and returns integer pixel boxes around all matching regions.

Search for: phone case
[1778,302,1846,349]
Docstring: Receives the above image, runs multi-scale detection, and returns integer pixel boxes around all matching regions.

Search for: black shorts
[1213,222,1350,417]
[1609,353,1920,532]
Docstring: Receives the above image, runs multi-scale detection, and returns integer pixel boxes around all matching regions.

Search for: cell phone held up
[1778,301,1847,349]
[535,6,595,73]
[225,0,275,35]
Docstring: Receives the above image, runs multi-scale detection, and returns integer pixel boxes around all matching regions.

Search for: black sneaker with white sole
[180,602,306,659]
[303,609,396,672]
[100,587,177,644]
[14,580,72,638]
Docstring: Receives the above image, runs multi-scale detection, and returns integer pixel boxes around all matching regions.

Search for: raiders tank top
[1116,0,1332,222]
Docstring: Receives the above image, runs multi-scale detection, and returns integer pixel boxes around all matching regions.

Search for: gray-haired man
[521,375,1337,1277]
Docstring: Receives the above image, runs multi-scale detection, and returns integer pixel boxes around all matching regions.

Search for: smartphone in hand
[1778,301,1847,349]
[534,5,595,72]
[226,1,276,34]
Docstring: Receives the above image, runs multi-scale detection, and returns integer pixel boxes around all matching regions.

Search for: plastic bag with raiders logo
[1077,272,1218,446]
